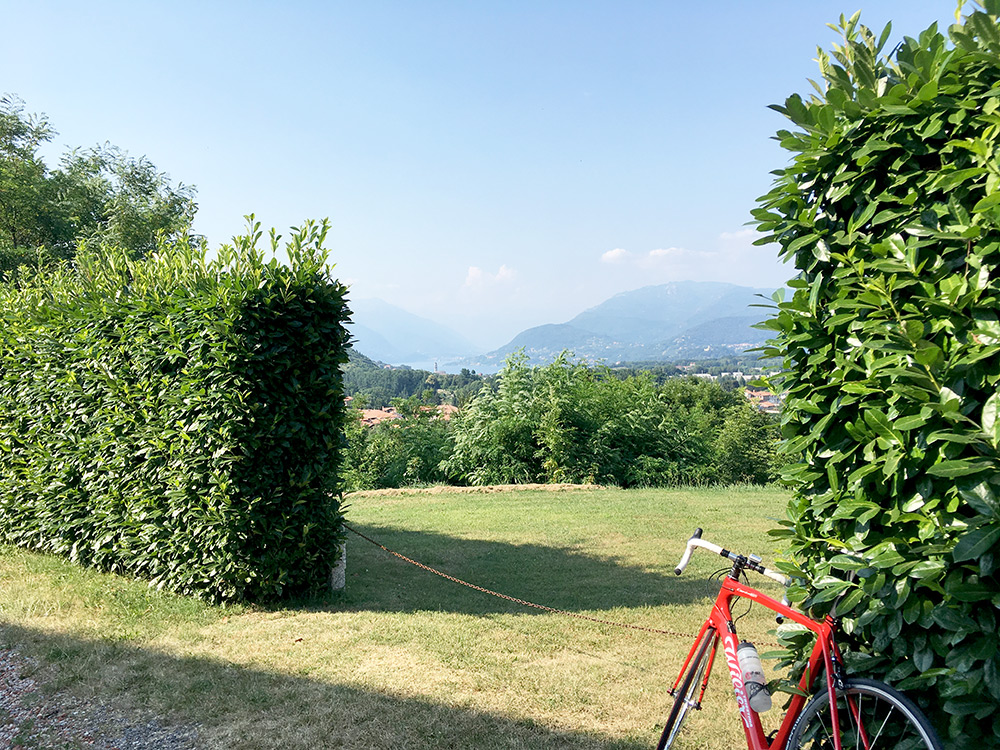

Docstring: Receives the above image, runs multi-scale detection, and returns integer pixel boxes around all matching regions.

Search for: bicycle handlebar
[674,528,710,574]
[675,528,789,586]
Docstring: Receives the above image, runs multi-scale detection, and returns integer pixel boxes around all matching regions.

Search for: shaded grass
[1,485,791,748]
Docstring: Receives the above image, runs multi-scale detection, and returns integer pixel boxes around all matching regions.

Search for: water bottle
[737,641,772,713]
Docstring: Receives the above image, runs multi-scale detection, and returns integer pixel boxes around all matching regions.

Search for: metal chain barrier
[345,523,710,640]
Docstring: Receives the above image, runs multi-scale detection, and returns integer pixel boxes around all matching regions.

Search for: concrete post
[330,536,347,592]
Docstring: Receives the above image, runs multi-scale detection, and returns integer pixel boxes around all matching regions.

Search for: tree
[445,351,741,487]
[340,396,452,490]
[0,96,71,253]
[713,400,778,485]
[755,5,1000,747]
[445,351,541,485]
[64,144,198,258]
[342,350,486,408]
[0,94,197,279]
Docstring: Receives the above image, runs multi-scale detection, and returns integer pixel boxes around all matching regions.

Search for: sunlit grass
[0,485,791,748]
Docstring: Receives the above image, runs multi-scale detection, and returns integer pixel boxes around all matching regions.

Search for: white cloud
[647,247,682,258]
[592,230,789,288]
[719,228,757,243]
[464,264,517,288]
[600,248,631,263]
[643,247,695,266]
[602,246,697,269]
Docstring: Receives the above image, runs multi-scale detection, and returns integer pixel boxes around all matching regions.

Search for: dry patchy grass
[1,485,791,749]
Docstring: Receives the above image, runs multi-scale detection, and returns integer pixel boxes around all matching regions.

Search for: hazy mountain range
[347,298,478,370]
[348,282,777,372]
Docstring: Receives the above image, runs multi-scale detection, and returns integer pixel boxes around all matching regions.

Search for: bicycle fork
[668,626,719,710]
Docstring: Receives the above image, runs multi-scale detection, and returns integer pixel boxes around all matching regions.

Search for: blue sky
[4,1,960,349]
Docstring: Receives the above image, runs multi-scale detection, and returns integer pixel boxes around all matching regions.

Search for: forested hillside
[343,349,773,409]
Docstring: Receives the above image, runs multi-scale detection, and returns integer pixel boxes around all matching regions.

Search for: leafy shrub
[755,7,1000,746]
[713,401,779,485]
[445,352,748,487]
[0,219,350,602]
[0,245,75,282]
[342,397,453,490]
[444,353,543,485]
[583,372,721,487]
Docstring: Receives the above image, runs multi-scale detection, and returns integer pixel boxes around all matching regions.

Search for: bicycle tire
[787,677,943,750]
[656,628,715,750]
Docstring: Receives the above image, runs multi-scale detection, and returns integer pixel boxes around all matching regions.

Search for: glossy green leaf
[954,526,1000,563]
[894,414,928,430]
[983,392,1000,446]
[863,409,901,443]
[835,587,866,613]
[973,192,1000,212]
[908,560,945,579]
[958,480,1000,518]
[926,459,993,478]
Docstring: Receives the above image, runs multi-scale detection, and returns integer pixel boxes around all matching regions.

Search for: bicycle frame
[670,575,848,750]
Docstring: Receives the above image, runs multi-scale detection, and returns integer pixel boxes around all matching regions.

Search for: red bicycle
[658,529,943,750]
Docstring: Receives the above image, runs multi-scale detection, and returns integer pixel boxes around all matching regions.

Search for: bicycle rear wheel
[656,628,715,750]
[787,677,942,750]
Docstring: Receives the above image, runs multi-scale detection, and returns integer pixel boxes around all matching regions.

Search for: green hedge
[755,8,1000,747]
[0,219,350,602]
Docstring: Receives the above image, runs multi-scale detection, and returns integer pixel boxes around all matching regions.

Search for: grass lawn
[0,485,791,749]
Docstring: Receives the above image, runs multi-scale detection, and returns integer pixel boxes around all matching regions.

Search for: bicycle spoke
[857,693,863,750]
[850,692,867,750]
[869,701,896,747]
[821,718,834,748]
[854,692,861,750]
[856,692,862,750]
[849,692,902,749]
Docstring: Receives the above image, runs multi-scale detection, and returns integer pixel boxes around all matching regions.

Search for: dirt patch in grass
[347,484,602,498]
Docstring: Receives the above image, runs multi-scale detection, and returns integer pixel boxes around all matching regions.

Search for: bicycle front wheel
[656,628,715,750]
[787,677,943,750]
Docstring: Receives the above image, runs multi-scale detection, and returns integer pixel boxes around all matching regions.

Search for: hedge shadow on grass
[0,623,646,750]
[332,525,720,616]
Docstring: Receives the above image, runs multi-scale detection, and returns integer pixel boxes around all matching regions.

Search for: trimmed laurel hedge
[755,7,1000,748]
[0,219,350,602]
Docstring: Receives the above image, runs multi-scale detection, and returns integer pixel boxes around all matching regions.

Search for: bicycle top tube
[674,528,788,586]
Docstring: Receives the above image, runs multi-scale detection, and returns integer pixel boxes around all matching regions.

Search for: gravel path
[0,646,202,750]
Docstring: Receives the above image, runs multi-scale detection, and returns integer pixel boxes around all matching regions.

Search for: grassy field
[0,485,791,749]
